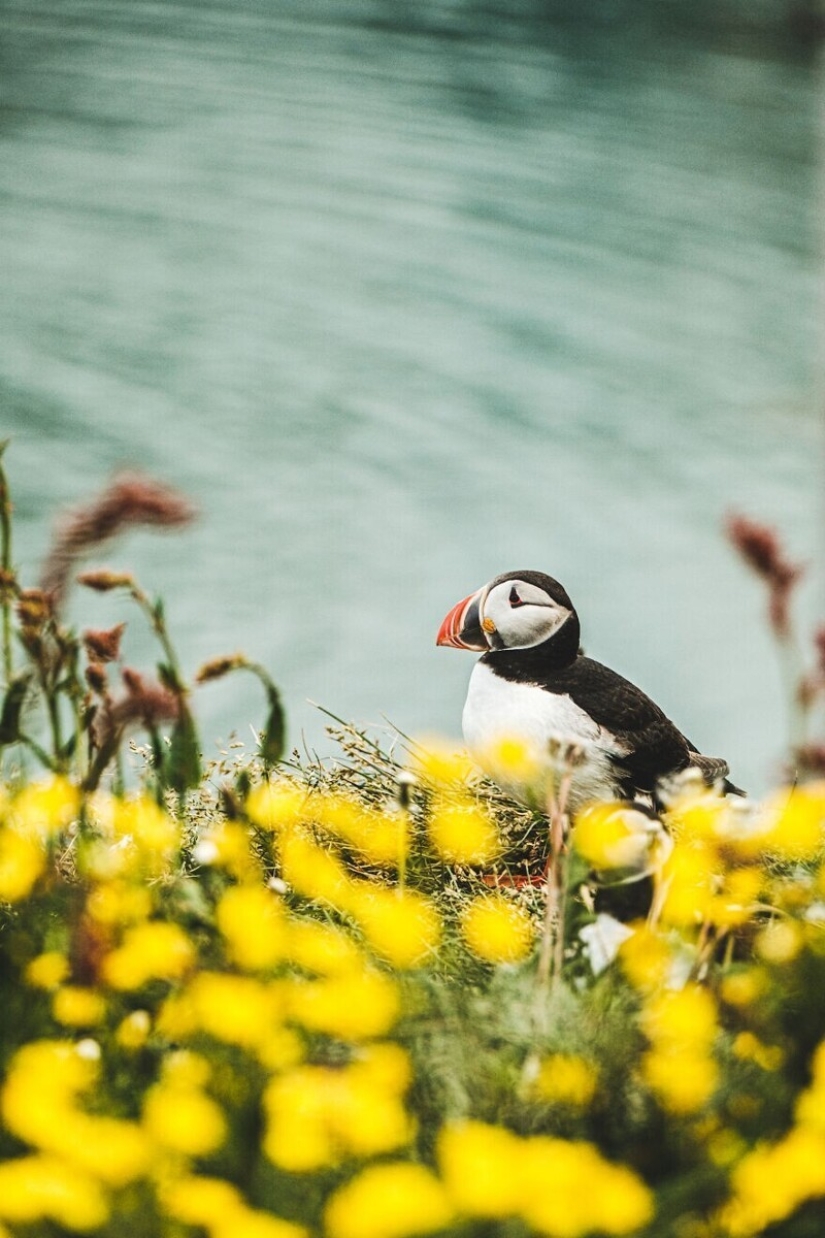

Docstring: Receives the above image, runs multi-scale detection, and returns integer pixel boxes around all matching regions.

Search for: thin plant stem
[534,765,574,1032]
[0,444,12,686]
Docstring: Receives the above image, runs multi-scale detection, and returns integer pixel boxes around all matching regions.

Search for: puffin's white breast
[462,662,627,809]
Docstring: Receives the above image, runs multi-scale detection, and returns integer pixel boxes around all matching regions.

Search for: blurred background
[1,0,822,791]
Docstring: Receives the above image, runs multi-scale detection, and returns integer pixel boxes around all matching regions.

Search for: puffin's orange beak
[436,589,487,651]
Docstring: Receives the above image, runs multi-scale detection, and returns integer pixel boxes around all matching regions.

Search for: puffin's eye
[509,587,524,608]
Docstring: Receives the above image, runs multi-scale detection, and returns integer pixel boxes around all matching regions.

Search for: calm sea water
[1,1,821,790]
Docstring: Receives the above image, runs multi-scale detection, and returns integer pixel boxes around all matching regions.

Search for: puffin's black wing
[552,657,724,797]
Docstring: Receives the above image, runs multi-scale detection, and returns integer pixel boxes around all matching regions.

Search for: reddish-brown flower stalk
[82,623,126,664]
[40,473,196,608]
[725,513,804,640]
[85,667,180,791]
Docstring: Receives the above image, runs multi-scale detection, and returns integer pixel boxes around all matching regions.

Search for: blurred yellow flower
[643,1048,718,1115]
[161,1174,244,1226]
[460,894,535,964]
[660,844,714,926]
[428,798,499,865]
[518,1137,654,1236]
[25,951,69,990]
[762,784,825,860]
[112,795,179,870]
[642,986,718,1049]
[756,919,802,964]
[246,781,306,831]
[264,1054,412,1171]
[438,1120,522,1217]
[733,1031,783,1072]
[279,831,354,909]
[315,795,408,869]
[533,1054,598,1107]
[350,886,441,968]
[217,884,287,970]
[285,918,363,976]
[720,968,766,1008]
[481,736,542,786]
[143,1078,226,1157]
[10,777,80,838]
[723,1125,825,1235]
[0,1154,107,1230]
[52,986,106,1028]
[212,1208,308,1238]
[574,803,652,870]
[85,880,152,926]
[115,1009,151,1049]
[57,1113,151,1187]
[618,924,671,992]
[412,740,475,787]
[187,972,282,1051]
[324,1162,454,1238]
[285,970,399,1040]
[103,920,194,990]
[0,827,44,902]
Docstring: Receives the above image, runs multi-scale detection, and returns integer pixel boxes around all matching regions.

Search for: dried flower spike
[83,623,126,664]
[76,571,135,593]
[726,512,804,638]
[40,472,196,606]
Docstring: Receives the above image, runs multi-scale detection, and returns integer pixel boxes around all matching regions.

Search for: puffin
[436,569,742,812]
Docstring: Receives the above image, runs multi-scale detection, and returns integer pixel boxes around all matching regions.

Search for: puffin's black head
[436,570,579,655]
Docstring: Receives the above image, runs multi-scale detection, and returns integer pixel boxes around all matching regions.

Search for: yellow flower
[285,918,363,976]
[212,1208,307,1238]
[25,952,69,990]
[756,919,802,964]
[324,1162,454,1238]
[143,1080,226,1157]
[103,920,194,990]
[187,972,282,1051]
[534,1055,598,1107]
[642,986,717,1049]
[57,1113,151,1187]
[10,777,80,837]
[112,796,179,870]
[161,1174,245,1226]
[315,795,408,869]
[285,970,399,1040]
[574,803,652,870]
[0,827,44,901]
[412,740,475,787]
[482,736,542,786]
[85,880,152,926]
[0,1155,107,1230]
[438,1120,522,1216]
[723,1126,825,1235]
[519,1137,653,1237]
[762,785,825,860]
[263,1056,412,1171]
[643,1048,718,1115]
[246,781,306,831]
[617,924,671,992]
[720,968,766,1008]
[115,1009,151,1049]
[194,821,257,879]
[1,1041,92,1148]
[52,986,106,1028]
[279,831,354,909]
[460,894,535,963]
[428,799,499,865]
[733,1032,783,1072]
[217,884,287,970]
[350,886,441,968]
[660,844,715,926]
